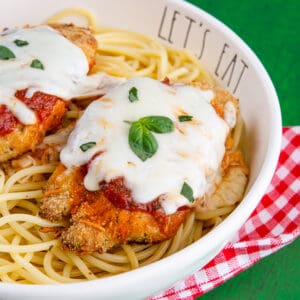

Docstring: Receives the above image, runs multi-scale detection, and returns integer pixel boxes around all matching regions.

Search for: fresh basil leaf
[126,115,173,160]
[128,87,139,102]
[14,39,29,47]
[30,59,44,70]
[178,115,193,122]
[0,45,15,60]
[140,116,174,133]
[180,182,194,203]
[80,141,96,152]
[128,122,158,161]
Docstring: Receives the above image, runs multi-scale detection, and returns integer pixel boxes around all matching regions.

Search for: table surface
[185,0,299,299]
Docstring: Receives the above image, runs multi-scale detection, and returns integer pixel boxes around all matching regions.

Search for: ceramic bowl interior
[0,1,281,299]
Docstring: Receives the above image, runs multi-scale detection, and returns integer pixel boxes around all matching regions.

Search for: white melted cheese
[224,101,236,128]
[61,77,230,214]
[0,26,124,124]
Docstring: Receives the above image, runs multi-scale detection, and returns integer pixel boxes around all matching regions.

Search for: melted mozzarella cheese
[224,101,236,128]
[61,77,230,214]
[0,26,124,124]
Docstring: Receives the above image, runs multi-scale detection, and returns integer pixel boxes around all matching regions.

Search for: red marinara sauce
[0,89,61,136]
[0,105,17,136]
[101,177,188,217]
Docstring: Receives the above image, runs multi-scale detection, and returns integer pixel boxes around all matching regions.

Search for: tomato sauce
[0,89,61,136]
[0,105,17,136]
[15,89,61,123]
[101,177,188,217]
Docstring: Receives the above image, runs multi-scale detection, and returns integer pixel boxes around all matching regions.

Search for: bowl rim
[0,0,282,297]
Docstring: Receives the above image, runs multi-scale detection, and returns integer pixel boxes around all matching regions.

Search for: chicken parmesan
[0,11,248,283]
[0,24,123,162]
[39,77,247,253]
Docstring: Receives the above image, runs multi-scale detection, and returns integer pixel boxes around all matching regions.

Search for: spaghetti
[0,9,248,284]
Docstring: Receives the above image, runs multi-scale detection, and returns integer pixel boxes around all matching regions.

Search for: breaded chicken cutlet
[0,24,97,163]
[40,81,248,254]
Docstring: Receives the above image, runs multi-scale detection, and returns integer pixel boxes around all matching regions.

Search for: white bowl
[0,0,282,299]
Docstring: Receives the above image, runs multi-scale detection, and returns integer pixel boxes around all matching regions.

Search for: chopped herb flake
[30,59,44,70]
[178,115,193,122]
[80,141,96,152]
[128,87,139,102]
[14,39,29,47]
[0,45,15,60]
[180,182,194,203]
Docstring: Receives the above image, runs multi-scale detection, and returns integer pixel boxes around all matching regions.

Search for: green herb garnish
[180,182,194,203]
[178,115,193,122]
[126,115,174,161]
[80,141,96,152]
[14,39,29,47]
[140,116,174,133]
[30,59,44,70]
[0,45,15,60]
[129,122,158,161]
[128,87,139,102]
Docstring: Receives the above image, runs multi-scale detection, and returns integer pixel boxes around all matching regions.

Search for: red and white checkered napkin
[150,126,300,300]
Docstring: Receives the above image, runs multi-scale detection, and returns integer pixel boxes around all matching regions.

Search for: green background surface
[185,0,299,299]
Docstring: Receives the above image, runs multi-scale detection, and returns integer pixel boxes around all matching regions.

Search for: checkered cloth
[150,126,300,299]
